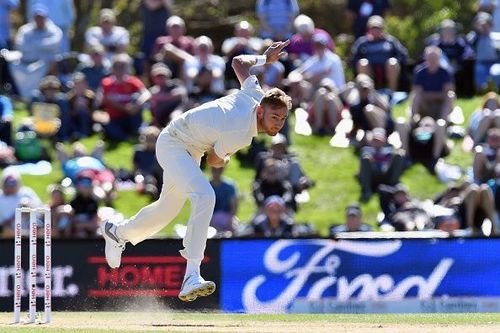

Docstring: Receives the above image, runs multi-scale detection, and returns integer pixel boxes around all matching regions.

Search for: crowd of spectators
[0,0,500,239]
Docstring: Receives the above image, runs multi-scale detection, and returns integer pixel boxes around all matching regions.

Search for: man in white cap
[101,40,292,302]
[85,8,129,60]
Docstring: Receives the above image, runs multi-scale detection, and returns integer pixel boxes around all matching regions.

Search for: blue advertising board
[221,239,500,313]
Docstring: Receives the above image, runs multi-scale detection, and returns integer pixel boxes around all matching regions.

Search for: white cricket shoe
[178,272,216,302]
[100,220,126,268]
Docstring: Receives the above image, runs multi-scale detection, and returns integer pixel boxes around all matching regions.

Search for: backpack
[14,131,43,161]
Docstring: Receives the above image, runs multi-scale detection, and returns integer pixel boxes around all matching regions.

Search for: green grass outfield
[2,312,500,332]
[13,97,481,236]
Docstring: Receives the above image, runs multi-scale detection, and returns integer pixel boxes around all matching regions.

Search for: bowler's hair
[261,88,292,111]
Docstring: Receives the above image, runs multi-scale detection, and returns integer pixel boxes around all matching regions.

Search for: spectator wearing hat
[288,14,335,65]
[251,195,295,238]
[468,11,500,91]
[0,172,42,237]
[346,0,391,39]
[85,8,130,60]
[397,116,448,174]
[290,33,345,91]
[96,53,151,141]
[473,127,500,184]
[348,73,393,137]
[465,92,500,148]
[29,75,71,141]
[209,166,239,235]
[77,43,111,92]
[411,46,456,122]
[351,15,408,91]
[255,133,313,196]
[66,72,95,138]
[152,15,195,79]
[330,203,372,235]
[8,3,62,100]
[70,174,99,238]
[46,183,72,238]
[358,127,404,202]
[256,0,299,41]
[149,62,186,128]
[27,0,75,53]
[184,36,226,97]
[222,21,263,89]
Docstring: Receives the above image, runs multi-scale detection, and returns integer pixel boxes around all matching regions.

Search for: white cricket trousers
[116,132,215,263]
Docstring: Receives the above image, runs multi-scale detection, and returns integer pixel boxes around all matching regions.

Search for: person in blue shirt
[209,166,238,234]
[411,46,455,122]
[0,0,18,49]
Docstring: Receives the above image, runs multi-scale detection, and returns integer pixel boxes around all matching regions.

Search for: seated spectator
[467,12,500,92]
[85,8,129,60]
[330,203,372,235]
[149,62,186,128]
[397,116,448,174]
[47,184,72,237]
[473,127,500,183]
[209,166,239,235]
[152,15,195,79]
[358,128,404,202]
[466,92,500,148]
[189,65,225,107]
[425,19,474,75]
[77,43,111,92]
[0,172,42,237]
[288,14,335,66]
[13,123,50,163]
[0,94,14,145]
[70,174,99,238]
[284,71,313,110]
[133,126,162,199]
[411,46,456,122]
[253,158,295,212]
[184,36,225,96]
[222,21,263,89]
[255,133,313,196]
[346,0,391,39]
[29,75,71,141]
[256,0,299,41]
[96,53,151,141]
[8,3,62,100]
[434,181,496,234]
[66,72,95,139]
[349,74,392,137]
[378,183,433,231]
[251,195,295,237]
[290,33,345,91]
[351,15,408,91]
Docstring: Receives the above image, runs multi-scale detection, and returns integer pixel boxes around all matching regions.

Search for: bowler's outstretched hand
[264,40,290,64]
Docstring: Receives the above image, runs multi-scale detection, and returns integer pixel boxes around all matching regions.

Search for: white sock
[185,259,201,278]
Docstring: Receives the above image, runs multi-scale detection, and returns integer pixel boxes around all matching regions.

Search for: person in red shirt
[96,53,151,141]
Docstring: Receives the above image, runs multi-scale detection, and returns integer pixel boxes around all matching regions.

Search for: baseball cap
[76,176,93,188]
[264,195,285,209]
[100,8,116,23]
[32,3,48,17]
[294,14,314,34]
[393,183,409,194]
[476,11,493,25]
[151,63,172,77]
[89,43,105,55]
[39,75,61,91]
[166,15,185,28]
[440,19,457,30]
[271,133,288,146]
[367,15,385,28]
[346,204,361,217]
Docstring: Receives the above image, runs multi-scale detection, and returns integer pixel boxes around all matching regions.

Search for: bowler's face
[262,105,288,136]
